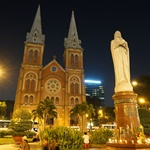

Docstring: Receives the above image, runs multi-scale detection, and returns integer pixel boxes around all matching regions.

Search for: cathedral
[13,5,86,127]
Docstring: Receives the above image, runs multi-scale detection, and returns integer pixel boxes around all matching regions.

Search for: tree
[70,101,95,133]
[103,107,115,123]
[0,101,7,119]
[138,108,150,135]
[9,108,32,136]
[133,75,150,105]
[32,98,58,131]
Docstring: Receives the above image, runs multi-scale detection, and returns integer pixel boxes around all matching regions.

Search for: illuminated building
[13,5,86,127]
[85,79,105,108]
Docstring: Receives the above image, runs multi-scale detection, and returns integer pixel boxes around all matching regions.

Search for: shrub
[0,130,10,138]
[9,108,33,137]
[40,126,84,150]
[9,130,36,137]
[90,128,113,144]
[139,109,150,135]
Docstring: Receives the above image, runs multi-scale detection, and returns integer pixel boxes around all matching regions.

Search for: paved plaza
[2,143,150,150]
[0,142,106,150]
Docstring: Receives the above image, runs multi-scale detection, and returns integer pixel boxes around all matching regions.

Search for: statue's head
[114,30,121,38]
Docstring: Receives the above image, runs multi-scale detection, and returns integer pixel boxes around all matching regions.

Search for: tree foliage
[32,98,58,131]
[138,108,150,135]
[133,75,150,102]
[70,101,95,132]
[9,108,32,136]
[40,126,83,150]
[0,101,7,119]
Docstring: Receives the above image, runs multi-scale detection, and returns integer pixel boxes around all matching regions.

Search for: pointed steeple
[26,5,45,44]
[64,11,82,49]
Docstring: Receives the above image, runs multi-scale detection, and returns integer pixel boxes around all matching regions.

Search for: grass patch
[0,137,15,145]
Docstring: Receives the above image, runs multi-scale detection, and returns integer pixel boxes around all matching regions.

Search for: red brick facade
[13,6,86,127]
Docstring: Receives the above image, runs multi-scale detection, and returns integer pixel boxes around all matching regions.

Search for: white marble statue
[110,30,133,93]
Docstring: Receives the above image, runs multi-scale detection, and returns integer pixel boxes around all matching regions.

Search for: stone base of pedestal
[106,142,150,149]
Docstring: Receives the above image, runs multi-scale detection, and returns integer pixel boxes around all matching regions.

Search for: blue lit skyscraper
[85,79,105,108]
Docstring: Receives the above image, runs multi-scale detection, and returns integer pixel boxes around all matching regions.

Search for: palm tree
[70,104,80,126]
[32,104,44,131]
[32,98,58,132]
[70,101,95,133]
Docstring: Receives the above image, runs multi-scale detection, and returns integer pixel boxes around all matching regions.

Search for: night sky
[0,1,150,107]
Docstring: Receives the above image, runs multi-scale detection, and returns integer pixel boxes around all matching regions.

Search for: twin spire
[64,11,82,49]
[26,5,82,49]
[26,5,45,44]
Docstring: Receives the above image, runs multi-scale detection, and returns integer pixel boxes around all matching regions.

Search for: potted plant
[9,108,33,144]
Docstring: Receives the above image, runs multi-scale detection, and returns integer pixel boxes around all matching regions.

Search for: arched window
[26,79,30,91]
[75,83,79,93]
[24,95,28,104]
[75,98,79,104]
[75,55,78,68]
[25,73,37,92]
[70,83,74,93]
[29,50,33,63]
[56,97,59,105]
[30,96,33,104]
[51,97,54,104]
[31,79,35,91]
[71,54,74,67]
[46,96,50,99]
[71,98,74,106]
[34,50,38,62]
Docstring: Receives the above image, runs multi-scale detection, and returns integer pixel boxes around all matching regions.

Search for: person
[20,136,30,150]
[82,132,90,149]
[110,30,133,93]
[32,132,40,142]
[49,140,60,150]
[41,137,49,150]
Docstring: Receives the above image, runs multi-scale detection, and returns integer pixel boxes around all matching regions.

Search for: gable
[42,59,65,80]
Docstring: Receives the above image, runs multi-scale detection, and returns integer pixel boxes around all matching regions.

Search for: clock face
[45,79,61,94]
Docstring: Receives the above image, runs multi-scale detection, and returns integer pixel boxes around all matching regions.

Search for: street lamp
[132,81,138,86]
[98,109,103,125]
[0,69,3,77]
[138,98,145,108]
[98,109,103,117]
[85,114,89,131]
[90,118,93,131]
[0,67,5,79]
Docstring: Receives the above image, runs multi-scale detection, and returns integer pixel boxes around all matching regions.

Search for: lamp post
[132,81,138,86]
[89,118,93,131]
[0,69,3,77]
[86,114,89,131]
[139,98,145,108]
[98,109,103,116]
[0,67,5,79]
[98,109,103,125]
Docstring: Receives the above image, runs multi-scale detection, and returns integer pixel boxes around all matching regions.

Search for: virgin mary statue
[110,31,133,93]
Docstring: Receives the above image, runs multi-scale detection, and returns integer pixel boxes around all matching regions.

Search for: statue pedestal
[106,91,150,149]
[113,91,140,128]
